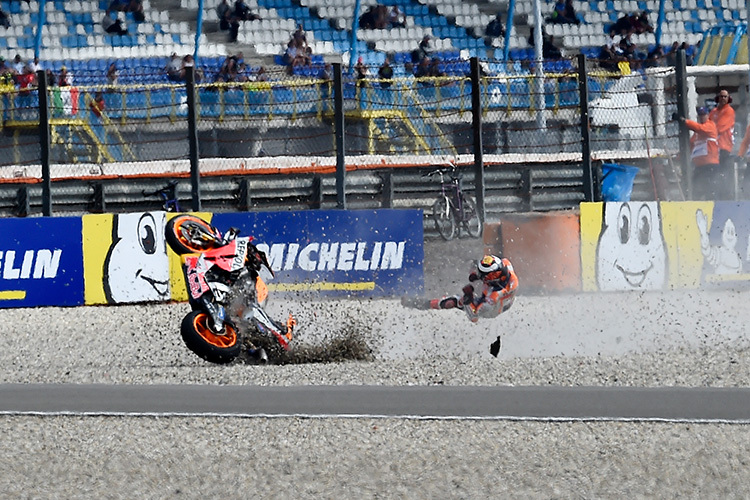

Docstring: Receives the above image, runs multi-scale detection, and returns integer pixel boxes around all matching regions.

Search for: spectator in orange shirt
[709,89,735,168]
[682,106,729,200]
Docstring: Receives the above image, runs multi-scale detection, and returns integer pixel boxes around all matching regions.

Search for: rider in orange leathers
[402,254,518,356]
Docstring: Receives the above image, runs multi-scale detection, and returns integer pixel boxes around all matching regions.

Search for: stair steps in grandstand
[695,23,749,65]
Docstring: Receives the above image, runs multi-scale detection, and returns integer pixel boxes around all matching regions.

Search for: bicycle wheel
[432,196,456,241]
[461,195,483,238]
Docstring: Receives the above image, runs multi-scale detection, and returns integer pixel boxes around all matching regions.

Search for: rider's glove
[468,271,479,282]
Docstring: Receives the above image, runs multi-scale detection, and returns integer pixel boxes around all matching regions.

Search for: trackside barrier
[487,201,750,293]
[3,201,749,308]
[0,208,424,309]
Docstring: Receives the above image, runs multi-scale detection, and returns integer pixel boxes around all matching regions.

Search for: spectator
[16,64,36,95]
[709,88,736,172]
[318,62,332,110]
[106,62,118,86]
[358,5,388,29]
[611,13,635,36]
[217,0,231,29]
[388,6,406,28]
[485,13,505,41]
[216,55,240,83]
[0,7,10,28]
[101,10,128,35]
[358,5,377,29]
[234,0,260,21]
[291,23,307,49]
[605,30,619,50]
[89,91,105,118]
[403,61,415,84]
[282,39,310,71]
[680,107,724,200]
[180,54,202,82]
[563,0,581,24]
[644,45,664,68]
[58,65,72,86]
[528,31,563,59]
[377,56,393,88]
[165,52,182,82]
[354,56,368,86]
[414,35,433,63]
[548,0,579,24]
[598,43,624,71]
[44,68,56,87]
[631,11,653,34]
[680,41,695,65]
[0,60,13,90]
[254,65,269,82]
[108,0,129,12]
[428,57,446,78]
[128,0,145,22]
[414,56,431,84]
[27,56,41,73]
[11,54,23,74]
[217,0,241,41]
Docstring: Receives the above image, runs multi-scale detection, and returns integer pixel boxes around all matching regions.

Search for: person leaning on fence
[681,107,725,201]
[709,89,736,171]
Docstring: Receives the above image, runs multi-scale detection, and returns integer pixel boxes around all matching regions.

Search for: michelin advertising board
[581,201,750,291]
[0,217,84,308]
[0,209,424,308]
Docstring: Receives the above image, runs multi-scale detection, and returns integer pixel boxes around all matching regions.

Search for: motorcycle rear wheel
[461,195,483,238]
[166,214,222,255]
[181,310,241,364]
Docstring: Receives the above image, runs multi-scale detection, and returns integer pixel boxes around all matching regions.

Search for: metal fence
[0,53,696,217]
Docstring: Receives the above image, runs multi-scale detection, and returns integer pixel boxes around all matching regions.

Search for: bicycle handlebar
[423,164,460,180]
[142,180,178,198]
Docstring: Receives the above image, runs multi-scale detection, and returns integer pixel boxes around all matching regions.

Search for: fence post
[470,57,485,222]
[578,54,595,202]
[185,64,201,211]
[675,49,691,199]
[37,70,51,216]
[333,63,346,209]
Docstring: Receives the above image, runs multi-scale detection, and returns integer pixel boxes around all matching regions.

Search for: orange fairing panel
[256,276,268,304]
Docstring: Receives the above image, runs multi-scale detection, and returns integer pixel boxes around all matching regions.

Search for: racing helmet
[477,254,509,285]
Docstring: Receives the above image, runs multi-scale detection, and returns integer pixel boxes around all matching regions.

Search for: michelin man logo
[103,212,170,303]
[596,202,667,290]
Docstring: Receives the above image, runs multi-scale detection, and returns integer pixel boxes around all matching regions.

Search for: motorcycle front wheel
[180,310,241,364]
[432,196,456,241]
[166,214,222,255]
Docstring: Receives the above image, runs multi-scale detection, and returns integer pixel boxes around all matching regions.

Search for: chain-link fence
[0,52,710,215]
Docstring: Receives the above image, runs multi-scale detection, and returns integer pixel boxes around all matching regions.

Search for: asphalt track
[2,384,750,422]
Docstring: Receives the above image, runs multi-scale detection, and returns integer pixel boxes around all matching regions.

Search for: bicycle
[143,180,182,212]
[423,163,482,241]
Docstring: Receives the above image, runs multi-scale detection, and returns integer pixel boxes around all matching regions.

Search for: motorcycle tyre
[166,214,222,255]
[433,196,456,241]
[461,195,483,238]
[181,310,241,364]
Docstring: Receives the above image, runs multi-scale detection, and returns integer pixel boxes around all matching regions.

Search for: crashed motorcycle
[165,214,296,364]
